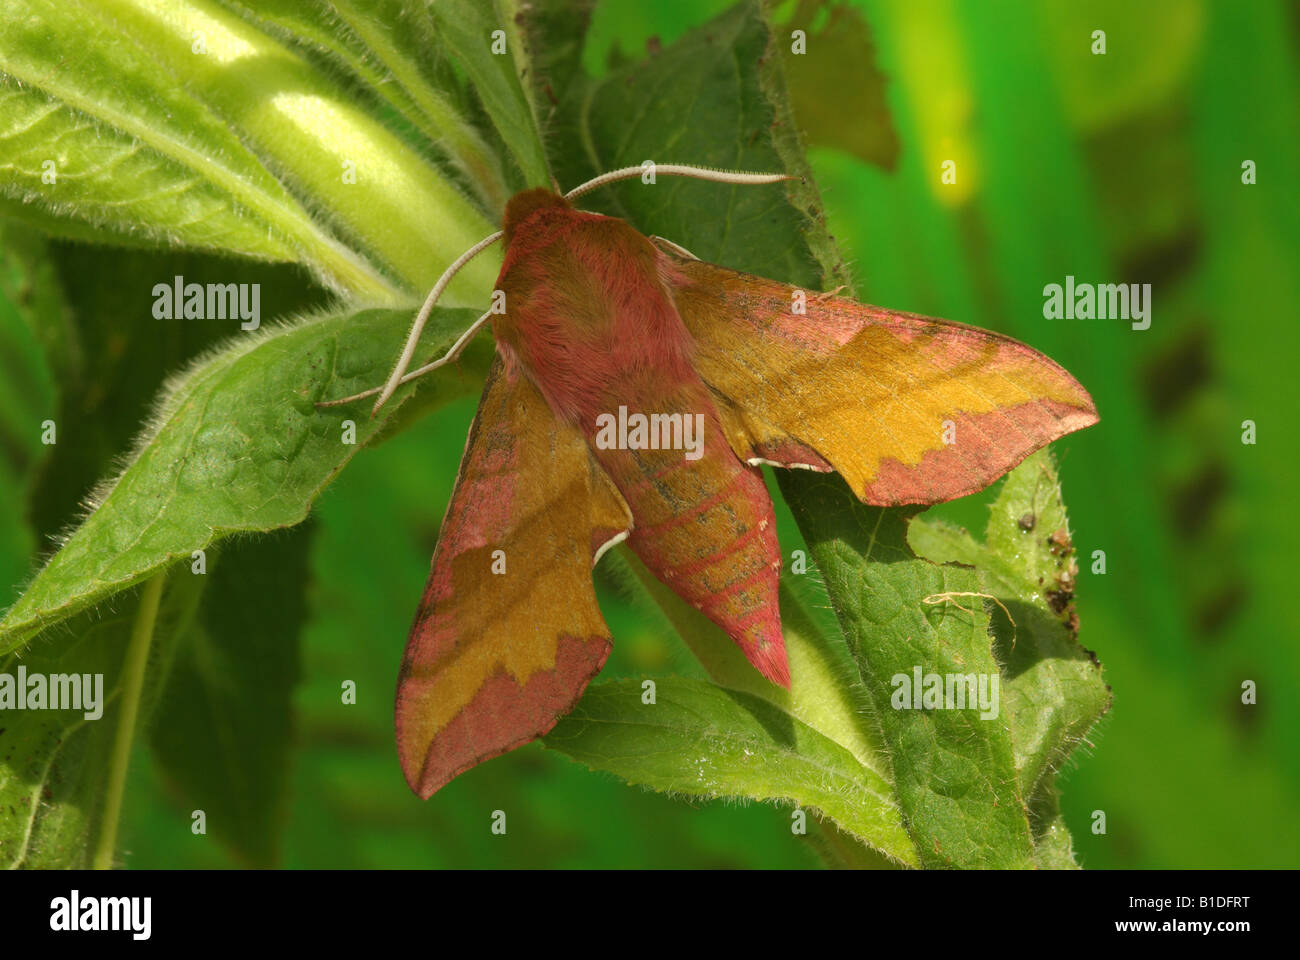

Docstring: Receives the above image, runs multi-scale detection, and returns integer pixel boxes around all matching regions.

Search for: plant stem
[92,573,165,870]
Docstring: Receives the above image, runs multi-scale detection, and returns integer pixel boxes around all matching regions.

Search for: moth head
[328,165,788,417]
[502,188,571,244]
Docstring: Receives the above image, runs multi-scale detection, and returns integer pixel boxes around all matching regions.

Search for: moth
[320,164,1098,798]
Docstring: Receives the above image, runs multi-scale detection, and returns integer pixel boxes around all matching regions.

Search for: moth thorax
[502,188,571,243]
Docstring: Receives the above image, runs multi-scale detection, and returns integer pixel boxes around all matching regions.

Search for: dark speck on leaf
[1048,527,1071,555]
[1046,587,1074,617]
[1018,512,1036,532]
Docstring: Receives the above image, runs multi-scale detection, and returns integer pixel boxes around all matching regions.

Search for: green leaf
[783,476,1036,868]
[516,0,596,113]
[150,524,314,867]
[1029,791,1080,870]
[910,450,1111,858]
[617,549,884,784]
[544,677,916,866]
[0,303,487,653]
[808,817,905,871]
[564,4,816,281]
[0,571,205,867]
[0,222,63,603]
[428,0,551,188]
[218,0,511,215]
[26,245,328,550]
[0,0,500,299]
[601,546,911,861]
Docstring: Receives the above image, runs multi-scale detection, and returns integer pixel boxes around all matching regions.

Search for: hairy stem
[92,573,165,870]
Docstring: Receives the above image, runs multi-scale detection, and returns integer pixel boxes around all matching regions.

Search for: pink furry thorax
[493,198,698,428]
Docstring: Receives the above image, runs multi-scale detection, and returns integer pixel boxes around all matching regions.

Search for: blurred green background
[2,0,1298,868]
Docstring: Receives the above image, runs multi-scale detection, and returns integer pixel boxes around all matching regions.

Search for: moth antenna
[564,164,798,202]
[316,308,494,409]
[370,230,503,417]
[649,235,701,260]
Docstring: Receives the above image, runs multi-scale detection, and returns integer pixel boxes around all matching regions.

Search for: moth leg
[649,235,701,261]
[315,308,493,409]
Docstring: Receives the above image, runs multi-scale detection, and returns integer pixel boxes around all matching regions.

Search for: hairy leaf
[784,479,1035,868]
[619,550,884,785]
[0,0,500,299]
[0,304,486,653]
[910,450,1111,858]
[545,678,916,865]
[428,0,551,189]
[217,0,511,215]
